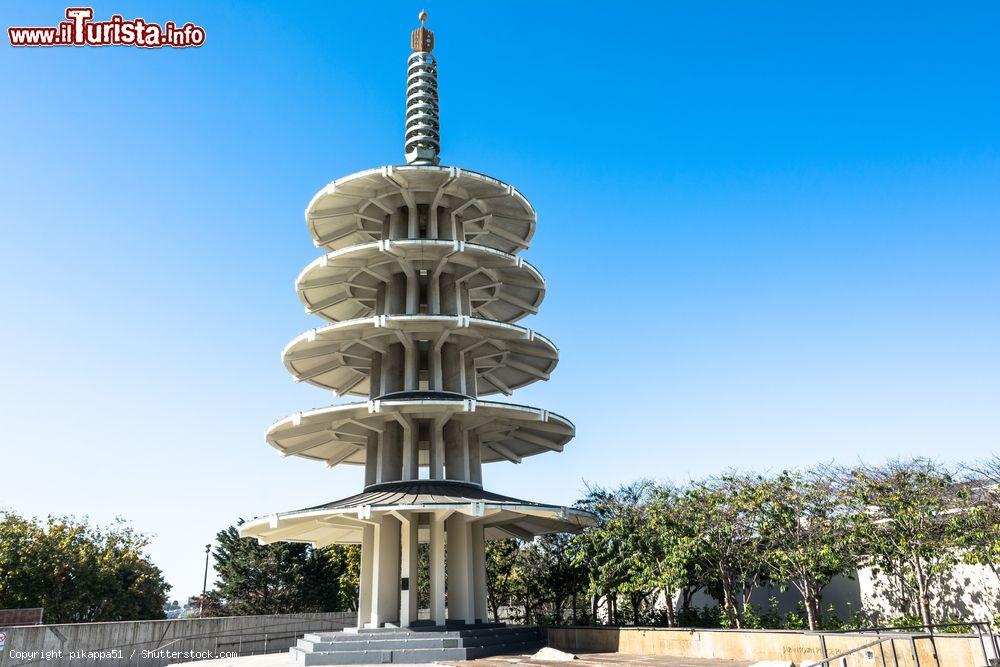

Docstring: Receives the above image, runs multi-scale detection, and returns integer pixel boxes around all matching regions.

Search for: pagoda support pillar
[446,515,473,624]
[463,353,477,397]
[399,514,418,626]
[364,431,378,487]
[382,343,405,393]
[400,416,418,481]
[430,418,445,480]
[369,515,400,627]
[443,421,466,481]
[471,522,488,623]
[429,512,446,624]
[380,422,403,483]
[440,342,462,393]
[467,431,482,485]
[440,272,458,315]
[358,524,374,629]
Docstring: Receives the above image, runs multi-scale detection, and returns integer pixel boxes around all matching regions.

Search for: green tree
[0,512,170,623]
[757,470,856,630]
[573,482,658,625]
[520,534,587,625]
[840,459,965,629]
[641,484,701,627]
[212,525,306,615]
[667,493,718,624]
[956,457,1000,586]
[304,544,360,612]
[484,538,523,622]
[680,474,769,629]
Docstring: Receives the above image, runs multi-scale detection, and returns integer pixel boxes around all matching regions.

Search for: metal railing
[807,621,999,667]
[811,632,937,667]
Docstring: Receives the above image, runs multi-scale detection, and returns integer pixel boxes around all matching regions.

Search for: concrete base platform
[291,625,545,665]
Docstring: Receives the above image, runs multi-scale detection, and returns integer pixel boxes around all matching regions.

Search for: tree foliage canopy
[201,522,359,616]
[556,459,998,631]
[0,512,170,623]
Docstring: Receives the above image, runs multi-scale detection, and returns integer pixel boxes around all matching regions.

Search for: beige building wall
[858,563,1000,623]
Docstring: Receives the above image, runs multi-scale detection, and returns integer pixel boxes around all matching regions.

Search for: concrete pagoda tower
[240,13,593,634]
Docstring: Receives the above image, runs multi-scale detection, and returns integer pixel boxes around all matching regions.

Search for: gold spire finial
[411,11,433,52]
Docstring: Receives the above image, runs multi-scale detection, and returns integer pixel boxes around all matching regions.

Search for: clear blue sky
[2,2,998,603]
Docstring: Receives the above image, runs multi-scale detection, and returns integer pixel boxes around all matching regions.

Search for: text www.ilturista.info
[8,7,205,48]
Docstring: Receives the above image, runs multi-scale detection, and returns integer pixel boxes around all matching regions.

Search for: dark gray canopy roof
[301,480,554,512]
[240,480,595,546]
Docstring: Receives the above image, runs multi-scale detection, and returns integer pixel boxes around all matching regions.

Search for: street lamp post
[200,543,211,615]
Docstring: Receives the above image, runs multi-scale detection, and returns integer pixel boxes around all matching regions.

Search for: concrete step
[303,625,539,643]
[291,640,544,666]
[299,628,541,652]
[291,646,470,665]
[292,625,544,664]
[356,622,506,633]
[298,637,462,651]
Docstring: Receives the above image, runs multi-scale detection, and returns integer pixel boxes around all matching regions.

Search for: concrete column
[430,344,441,390]
[441,342,462,393]
[440,272,458,315]
[463,352,477,398]
[369,352,382,398]
[471,523,489,623]
[407,203,419,238]
[429,513,446,624]
[405,270,419,314]
[364,431,378,487]
[446,515,473,625]
[383,343,405,394]
[403,340,417,390]
[437,207,453,240]
[386,273,406,315]
[370,515,401,627]
[467,431,482,485]
[462,430,472,481]
[459,282,472,317]
[417,273,429,314]
[400,515,418,627]
[429,204,439,238]
[375,282,387,316]
[358,524,375,629]
[430,420,445,480]
[444,421,466,482]
[381,213,392,241]
[381,421,403,483]
[388,209,405,240]
[401,418,418,481]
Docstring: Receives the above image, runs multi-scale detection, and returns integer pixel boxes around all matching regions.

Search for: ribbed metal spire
[405,11,440,165]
